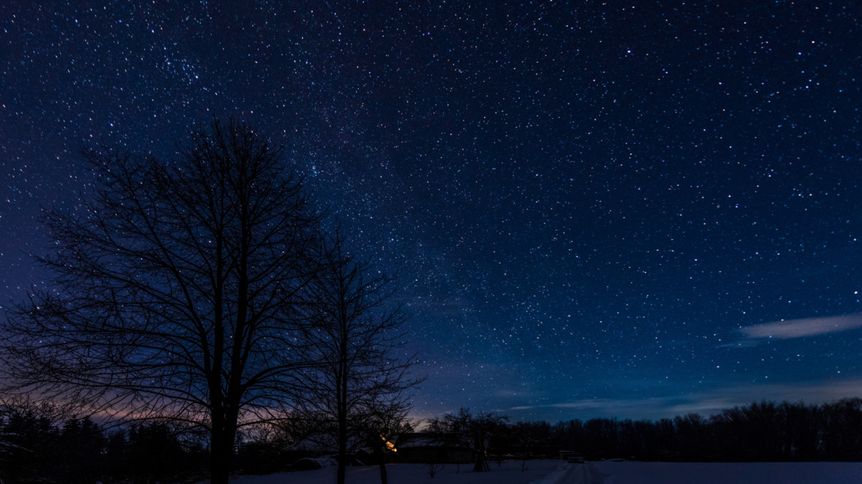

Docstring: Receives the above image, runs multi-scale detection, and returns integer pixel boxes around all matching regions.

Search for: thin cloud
[502,379,862,420]
[507,397,672,414]
[739,313,862,340]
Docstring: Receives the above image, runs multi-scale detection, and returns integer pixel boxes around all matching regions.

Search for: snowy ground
[230,460,862,484]
[585,461,862,484]
[232,460,561,484]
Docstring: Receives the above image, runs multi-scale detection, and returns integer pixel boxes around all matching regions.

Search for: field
[230,460,862,484]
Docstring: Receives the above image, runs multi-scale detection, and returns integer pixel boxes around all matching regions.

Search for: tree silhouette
[294,230,416,484]
[428,408,507,472]
[0,120,322,483]
[358,397,413,484]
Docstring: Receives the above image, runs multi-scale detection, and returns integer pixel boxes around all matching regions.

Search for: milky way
[2,1,862,421]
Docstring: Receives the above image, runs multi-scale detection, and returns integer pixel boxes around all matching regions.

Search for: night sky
[2,1,862,422]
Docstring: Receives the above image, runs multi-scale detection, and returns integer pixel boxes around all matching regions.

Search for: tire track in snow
[532,463,608,484]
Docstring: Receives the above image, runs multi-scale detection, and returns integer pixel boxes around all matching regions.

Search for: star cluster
[2,1,862,421]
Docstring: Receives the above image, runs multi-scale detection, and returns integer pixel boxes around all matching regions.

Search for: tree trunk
[210,430,232,484]
[210,410,238,484]
[376,444,389,484]
[473,443,489,472]
[337,414,347,484]
[473,454,489,472]
[379,458,389,484]
[337,278,349,484]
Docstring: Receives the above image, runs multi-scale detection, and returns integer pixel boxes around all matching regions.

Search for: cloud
[508,397,669,413]
[738,313,862,341]
[504,397,680,418]
[502,378,862,420]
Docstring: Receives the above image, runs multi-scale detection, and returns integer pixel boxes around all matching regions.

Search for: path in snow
[529,462,606,484]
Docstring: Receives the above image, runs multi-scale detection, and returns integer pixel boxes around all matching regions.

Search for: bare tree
[0,120,321,483]
[428,408,507,473]
[357,398,413,484]
[295,231,416,484]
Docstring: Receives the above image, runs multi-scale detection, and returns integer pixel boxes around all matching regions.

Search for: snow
[229,460,862,484]
[231,460,561,484]
[587,461,862,484]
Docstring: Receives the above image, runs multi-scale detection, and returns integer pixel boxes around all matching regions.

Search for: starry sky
[2,1,862,422]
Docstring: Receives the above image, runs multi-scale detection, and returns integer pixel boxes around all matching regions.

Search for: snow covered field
[586,461,862,484]
[231,460,561,484]
[230,460,862,484]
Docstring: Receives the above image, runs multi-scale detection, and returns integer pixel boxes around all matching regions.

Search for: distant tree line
[0,400,206,483]
[5,399,862,482]
[481,399,862,461]
[0,399,407,483]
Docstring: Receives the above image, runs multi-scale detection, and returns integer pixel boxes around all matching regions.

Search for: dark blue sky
[2,1,862,421]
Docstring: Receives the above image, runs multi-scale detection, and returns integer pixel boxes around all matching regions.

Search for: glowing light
[381,434,397,453]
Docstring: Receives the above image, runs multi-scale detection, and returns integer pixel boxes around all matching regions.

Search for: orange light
[381,434,398,453]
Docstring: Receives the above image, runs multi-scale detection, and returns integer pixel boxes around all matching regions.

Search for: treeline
[488,399,862,461]
[0,402,207,483]
[5,399,862,483]
[0,401,396,483]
